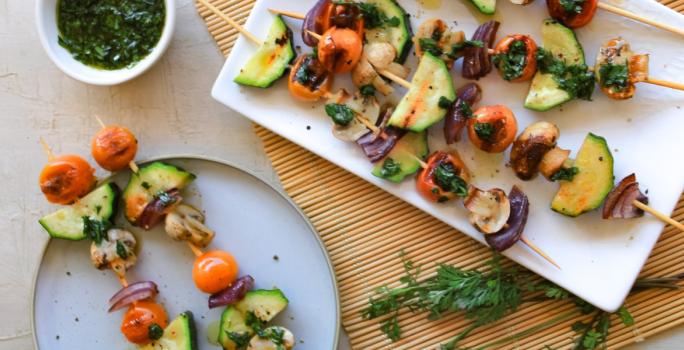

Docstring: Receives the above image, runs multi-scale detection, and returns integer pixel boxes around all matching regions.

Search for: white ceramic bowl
[36,0,176,86]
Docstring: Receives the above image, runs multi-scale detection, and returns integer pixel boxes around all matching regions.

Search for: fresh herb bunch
[363,252,684,350]
[536,48,595,100]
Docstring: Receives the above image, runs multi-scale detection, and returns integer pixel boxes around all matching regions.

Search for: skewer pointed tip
[521,236,561,270]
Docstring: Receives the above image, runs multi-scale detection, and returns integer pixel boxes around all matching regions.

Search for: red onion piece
[208,275,255,309]
[485,186,529,252]
[445,83,482,144]
[357,127,406,163]
[108,281,159,312]
[602,174,648,219]
[139,189,181,230]
[462,21,500,80]
[302,0,332,47]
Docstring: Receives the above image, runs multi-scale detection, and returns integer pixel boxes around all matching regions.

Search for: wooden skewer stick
[39,137,56,162]
[520,237,561,270]
[409,155,560,269]
[633,200,684,232]
[268,8,305,20]
[597,2,684,38]
[110,260,129,287]
[196,0,263,46]
[642,77,684,92]
[188,242,204,257]
[94,115,139,173]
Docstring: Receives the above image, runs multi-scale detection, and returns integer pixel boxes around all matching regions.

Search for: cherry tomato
[39,155,96,204]
[288,54,333,101]
[493,35,538,83]
[468,105,518,153]
[317,27,363,74]
[192,250,239,294]
[547,0,598,28]
[92,125,138,172]
[416,151,470,203]
[120,300,168,345]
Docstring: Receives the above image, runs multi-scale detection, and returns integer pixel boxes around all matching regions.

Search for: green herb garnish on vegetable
[599,63,630,92]
[493,40,528,81]
[227,332,252,348]
[457,100,474,119]
[474,122,495,141]
[551,167,580,182]
[419,38,443,57]
[380,158,402,178]
[434,163,468,197]
[148,323,164,341]
[83,216,110,245]
[360,84,376,96]
[341,2,399,29]
[438,96,453,109]
[560,0,585,15]
[536,48,595,100]
[116,241,128,259]
[325,104,355,126]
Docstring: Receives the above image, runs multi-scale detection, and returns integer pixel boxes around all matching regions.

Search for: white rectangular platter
[211,0,684,311]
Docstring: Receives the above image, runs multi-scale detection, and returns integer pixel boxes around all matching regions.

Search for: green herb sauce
[325,103,355,126]
[559,0,585,15]
[474,122,495,142]
[493,40,528,81]
[57,0,166,70]
[380,158,401,178]
[434,163,468,197]
[598,63,629,92]
[536,47,595,101]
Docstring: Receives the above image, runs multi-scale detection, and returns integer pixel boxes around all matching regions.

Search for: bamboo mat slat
[195,1,684,348]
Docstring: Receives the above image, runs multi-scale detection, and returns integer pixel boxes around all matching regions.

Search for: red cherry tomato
[547,0,598,28]
[416,151,470,203]
[288,54,334,102]
[468,105,518,154]
[120,300,168,345]
[317,27,363,74]
[92,125,138,172]
[192,250,239,294]
[39,155,96,204]
[493,34,538,83]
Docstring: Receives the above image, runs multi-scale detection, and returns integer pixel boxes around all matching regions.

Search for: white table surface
[0,0,680,348]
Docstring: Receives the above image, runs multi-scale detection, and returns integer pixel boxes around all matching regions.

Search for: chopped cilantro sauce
[57,0,166,70]
[493,40,528,81]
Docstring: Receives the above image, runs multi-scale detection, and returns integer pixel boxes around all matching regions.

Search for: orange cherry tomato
[317,27,363,74]
[467,105,518,154]
[120,300,168,345]
[493,35,538,83]
[416,151,470,203]
[288,54,334,102]
[39,155,96,204]
[91,125,138,172]
[192,250,239,294]
[547,0,598,28]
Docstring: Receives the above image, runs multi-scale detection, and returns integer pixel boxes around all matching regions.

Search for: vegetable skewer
[410,154,561,269]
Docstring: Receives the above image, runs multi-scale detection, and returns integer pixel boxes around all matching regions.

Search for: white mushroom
[463,187,511,234]
[414,18,465,67]
[365,42,396,70]
[352,43,410,96]
[247,327,295,350]
[164,204,215,248]
[327,89,381,142]
[90,228,137,273]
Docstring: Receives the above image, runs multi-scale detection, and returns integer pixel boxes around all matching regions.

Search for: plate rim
[30,154,341,349]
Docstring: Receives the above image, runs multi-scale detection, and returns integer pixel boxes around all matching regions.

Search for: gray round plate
[32,156,340,349]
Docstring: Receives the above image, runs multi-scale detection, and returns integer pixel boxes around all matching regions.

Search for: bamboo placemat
[196,1,684,348]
